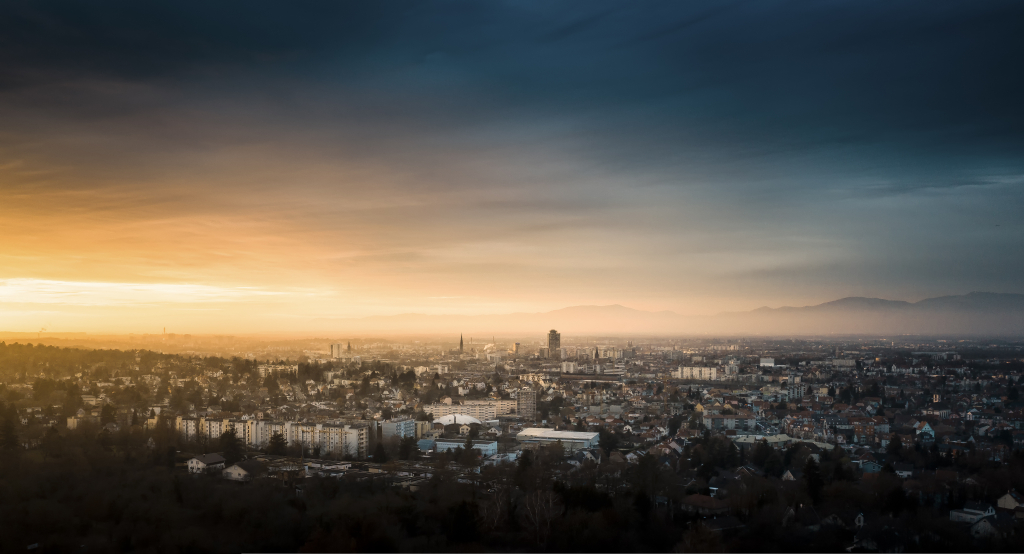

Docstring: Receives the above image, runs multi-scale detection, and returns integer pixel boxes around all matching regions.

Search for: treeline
[0,342,177,379]
[5,423,1024,552]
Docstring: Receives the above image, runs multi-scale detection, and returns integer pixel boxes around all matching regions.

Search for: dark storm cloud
[3,0,1023,197]
[5,1,1022,143]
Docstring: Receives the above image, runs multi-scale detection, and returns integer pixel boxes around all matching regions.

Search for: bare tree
[519,490,561,546]
[480,485,510,532]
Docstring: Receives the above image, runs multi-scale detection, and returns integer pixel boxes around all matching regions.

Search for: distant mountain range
[314,292,1024,336]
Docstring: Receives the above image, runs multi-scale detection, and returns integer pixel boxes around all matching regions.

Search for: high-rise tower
[460,334,464,353]
[547,330,561,359]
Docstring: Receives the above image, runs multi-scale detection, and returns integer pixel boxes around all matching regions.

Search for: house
[970,513,1015,540]
[680,494,729,516]
[223,460,267,482]
[893,462,914,479]
[703,515,744,533]
[997,489,1023,510]
[861,461,883,474]
[570,448,601,465]
[781,469,802,481]
[821,510,864,530]
[783,505,821,531]
[849,526,905,553]
[950,502,996,523]
[187,453,226,474]
[735,465,765,478]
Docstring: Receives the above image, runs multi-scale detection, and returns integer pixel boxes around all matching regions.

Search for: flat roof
[435,439,497,445]
[516,428,599,441]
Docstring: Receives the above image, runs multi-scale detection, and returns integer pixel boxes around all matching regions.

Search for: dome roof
[433,414,482,426]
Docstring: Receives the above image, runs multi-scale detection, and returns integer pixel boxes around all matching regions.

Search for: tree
[374,442,388,463]
[751,439,772,468]
[599,428,619,456]
[887,434,903,457]
[668,414,684,436]
[764,451,784,477]
[100,403,117,424]
[398,436,417,460]
[519,490,561,546]
[41,426,63,459]
[634,453,660,496]
[63,386,83,416]
[803,456,824,504]
[0,415,18,451]
[725,441,739,467]
[220,428,243,465]
[267,431,287,455]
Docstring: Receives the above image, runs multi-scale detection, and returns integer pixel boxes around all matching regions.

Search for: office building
[547,329,560,359]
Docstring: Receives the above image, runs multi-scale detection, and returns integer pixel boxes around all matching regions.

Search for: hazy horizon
[4,292,1022,337]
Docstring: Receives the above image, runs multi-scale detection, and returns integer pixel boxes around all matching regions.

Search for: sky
[1,0,1023,334]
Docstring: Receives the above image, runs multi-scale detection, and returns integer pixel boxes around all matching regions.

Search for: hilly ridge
[312,292,1024,336]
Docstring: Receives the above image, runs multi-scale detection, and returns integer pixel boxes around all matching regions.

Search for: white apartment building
[424,399,517,420]
[382,418,416,439]
[175,416,198,442]
[673,366,719,381]
[257,364,299,378]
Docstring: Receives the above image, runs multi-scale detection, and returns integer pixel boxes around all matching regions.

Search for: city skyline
[3,1,1023,334]
[2,3,1023,551]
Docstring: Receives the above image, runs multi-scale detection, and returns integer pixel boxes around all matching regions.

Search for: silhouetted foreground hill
[313,292,1024,336]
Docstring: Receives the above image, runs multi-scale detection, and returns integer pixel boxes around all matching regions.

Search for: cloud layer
[1,0,1022,332]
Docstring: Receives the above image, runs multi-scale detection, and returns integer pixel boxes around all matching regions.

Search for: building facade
[516,428,599,452]
[517,389,537,420]
[424,399,518,420]
[547,330,561,359]
[382,418,417,439]
[673,366,719,380]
